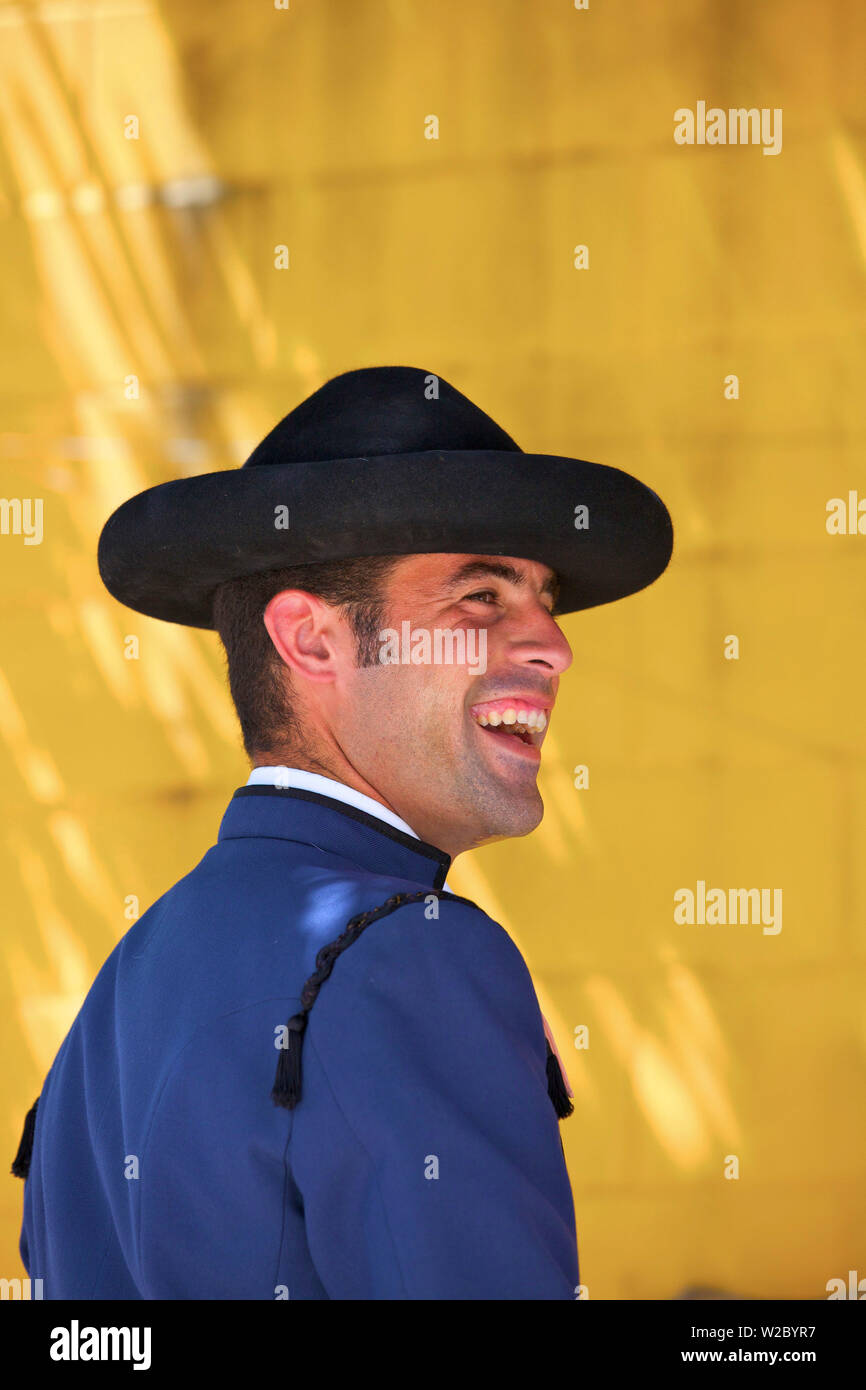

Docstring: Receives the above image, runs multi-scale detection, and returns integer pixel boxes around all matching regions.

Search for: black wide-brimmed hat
[97,365,673,627]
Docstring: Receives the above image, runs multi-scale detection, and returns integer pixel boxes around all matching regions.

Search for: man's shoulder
[293,888,552,1135]
[318,886,522,964]
[304,887,540,1029]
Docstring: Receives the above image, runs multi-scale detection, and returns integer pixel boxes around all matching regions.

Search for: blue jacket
[18,786,580,1299]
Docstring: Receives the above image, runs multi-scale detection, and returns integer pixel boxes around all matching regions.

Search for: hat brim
[97,450,673,628]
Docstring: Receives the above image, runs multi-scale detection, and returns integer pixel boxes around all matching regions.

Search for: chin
[477,788,544,842]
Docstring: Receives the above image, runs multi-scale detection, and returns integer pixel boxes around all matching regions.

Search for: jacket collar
[217,785,452,890]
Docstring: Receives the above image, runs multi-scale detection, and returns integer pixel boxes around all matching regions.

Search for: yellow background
[1,0,864,1299]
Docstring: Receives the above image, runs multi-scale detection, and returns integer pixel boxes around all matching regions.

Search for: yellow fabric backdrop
[1,0,863,1299]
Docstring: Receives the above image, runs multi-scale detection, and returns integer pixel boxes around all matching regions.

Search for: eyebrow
[442,559,560,607]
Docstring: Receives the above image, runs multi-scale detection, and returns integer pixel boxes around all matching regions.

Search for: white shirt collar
[245,765,421,841]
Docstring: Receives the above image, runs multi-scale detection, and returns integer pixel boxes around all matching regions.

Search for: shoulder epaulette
[271,890,573,1121]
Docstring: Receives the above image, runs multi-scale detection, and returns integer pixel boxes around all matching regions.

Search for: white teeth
[472,706,549,733]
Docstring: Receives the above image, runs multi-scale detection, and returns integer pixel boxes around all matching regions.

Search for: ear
[264,590,344,685]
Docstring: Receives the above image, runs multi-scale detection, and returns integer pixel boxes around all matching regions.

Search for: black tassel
[546,1041,574,1119]
[11,1097,39,1180]
[271,1015,307,1111]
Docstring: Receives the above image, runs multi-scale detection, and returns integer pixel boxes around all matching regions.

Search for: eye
[463,589,498,604]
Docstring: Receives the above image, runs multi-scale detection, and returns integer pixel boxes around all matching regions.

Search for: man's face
[330,553,573,857]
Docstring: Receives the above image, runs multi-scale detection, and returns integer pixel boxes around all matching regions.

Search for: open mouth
[469,699,550,755]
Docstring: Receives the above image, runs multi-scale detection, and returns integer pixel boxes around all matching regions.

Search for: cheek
[343,666,469,758]
[341,668,420,745]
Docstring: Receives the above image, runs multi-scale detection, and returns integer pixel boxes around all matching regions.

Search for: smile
[469,698,550,756]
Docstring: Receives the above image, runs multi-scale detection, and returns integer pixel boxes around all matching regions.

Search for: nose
[510,601,573,677]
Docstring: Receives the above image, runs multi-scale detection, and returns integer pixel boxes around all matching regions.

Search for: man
[13,365,673,1299]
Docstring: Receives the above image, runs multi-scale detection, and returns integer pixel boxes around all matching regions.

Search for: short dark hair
[212,555,404,763]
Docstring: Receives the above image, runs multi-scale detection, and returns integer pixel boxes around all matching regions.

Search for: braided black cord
[300,889,467,1013]
[272,890,475,1110]
[271,886,573,1122]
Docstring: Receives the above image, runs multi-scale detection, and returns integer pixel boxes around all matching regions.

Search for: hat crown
[243,365,522,466]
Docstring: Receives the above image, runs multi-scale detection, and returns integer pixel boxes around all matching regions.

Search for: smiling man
[13,366,673,1300]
